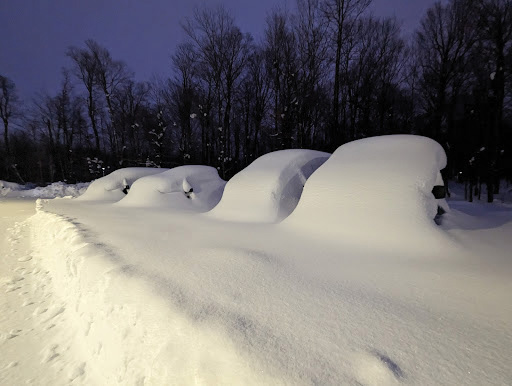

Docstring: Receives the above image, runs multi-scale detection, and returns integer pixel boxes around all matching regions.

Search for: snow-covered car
[208,149,330,223]
[77,167,168,202]
[283,135,449,249]
[117,165,226,212]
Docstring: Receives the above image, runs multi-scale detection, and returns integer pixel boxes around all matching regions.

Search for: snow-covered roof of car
[283,135,449,250]
[116,165,225,212]
[77,167,168,202]
[208,149,330,223]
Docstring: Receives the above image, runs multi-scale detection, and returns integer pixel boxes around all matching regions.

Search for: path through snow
[0,199,86,385]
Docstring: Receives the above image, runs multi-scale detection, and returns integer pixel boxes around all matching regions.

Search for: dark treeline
[1,0,511,202]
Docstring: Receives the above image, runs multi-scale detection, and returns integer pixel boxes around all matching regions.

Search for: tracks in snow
[0,201,86,385]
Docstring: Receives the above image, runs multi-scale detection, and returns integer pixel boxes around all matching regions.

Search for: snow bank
[209,149,330,223]
[1,180,89,199]
[0,180,25,196]
[19,182,90,199]
[117,166,226,212]
[29,206,279,385]
[77,168,167,202]
[31,186,512,385]
[284,135,449,250]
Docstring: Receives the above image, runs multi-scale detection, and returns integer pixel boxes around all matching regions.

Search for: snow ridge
[29,203,279,385]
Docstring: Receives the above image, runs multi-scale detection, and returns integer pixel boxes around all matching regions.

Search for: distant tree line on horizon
[1,0,511,202]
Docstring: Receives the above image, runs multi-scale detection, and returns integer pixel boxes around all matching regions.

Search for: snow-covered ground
[1,136,511,385]
[0,199,79,385]
[0,181,90,199]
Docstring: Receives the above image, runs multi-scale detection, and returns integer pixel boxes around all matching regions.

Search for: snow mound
[208,149,330,223]
[29,209,280,385]
[0,180,25,196]
[284,135,449,250]
[77,168,168,202]
[117,166,226,212]
[20,182,90,199]
[1,180,89,199]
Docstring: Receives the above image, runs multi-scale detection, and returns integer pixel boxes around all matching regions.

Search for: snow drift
[77,168,167,202]
[0,180,24,194]
[117,166,226,212]
[284,135,449,250]
[28,206,279,385]
[18,182,89,199]
[1,180,88,199]
[209,149,330,223]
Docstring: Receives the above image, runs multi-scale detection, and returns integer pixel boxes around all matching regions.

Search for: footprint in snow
[43,306,65,323]
[352,350,404,386]
[4,361,18,369]
[7,329,22,339]
[68,362,86,382]
[41,344,60,363]
[44,324,56,331]
[33,307,48,316]
[5,286,22,293]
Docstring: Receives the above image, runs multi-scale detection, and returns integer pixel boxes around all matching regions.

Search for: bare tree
[183,5,252,176]
[170,42,199,164]
[113,80,151,165]
[294,0,330,148]
[415,0,478,140]
[476,0,512,201]
[86,40,131,159]
[264,9,298,150]
[0,75,18,157]
[347,16,406,139]
[322,0,372,148]
[240,49,271,162]
[67,44,101,152]
[31,92,59,181]
[0,75,25,182]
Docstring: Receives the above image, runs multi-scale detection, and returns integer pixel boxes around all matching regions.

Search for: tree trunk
[87,91,100,152]
[2,118,10,156]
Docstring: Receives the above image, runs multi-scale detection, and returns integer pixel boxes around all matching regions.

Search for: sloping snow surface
[117,166,226,212]
[1,136,511,385]
[209,149,330,222]
[77,168,168,202]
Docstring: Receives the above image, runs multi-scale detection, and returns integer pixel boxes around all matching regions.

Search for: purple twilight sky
[1,0,437,102]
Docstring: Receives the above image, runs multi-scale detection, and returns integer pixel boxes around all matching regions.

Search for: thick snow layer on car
[283,135,449,250]
[117,166,226,212]
[77,168,167,202]
[208,149,330,223]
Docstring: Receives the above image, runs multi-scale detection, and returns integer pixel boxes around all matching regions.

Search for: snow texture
[284,135,450,251]
[77,168,168,202]
[0,180,24,194]
[1,136,512,385]
[117,165,226,212]
[1,181,89,199]
[17,184,512,386]
[209,149,330,222]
